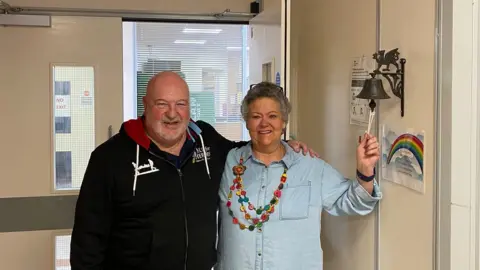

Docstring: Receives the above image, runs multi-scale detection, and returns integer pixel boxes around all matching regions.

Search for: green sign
[137,72,151,117]
[190,91,215,125]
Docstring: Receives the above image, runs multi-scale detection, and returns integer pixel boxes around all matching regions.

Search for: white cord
[133,144,139,196]
[198,134,211,179]
[366,108,376,135]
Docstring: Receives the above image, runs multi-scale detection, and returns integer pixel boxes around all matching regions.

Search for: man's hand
[287,140,319,158]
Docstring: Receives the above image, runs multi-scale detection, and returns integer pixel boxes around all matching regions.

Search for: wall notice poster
[349,56,374,126]
[381,125,425,194]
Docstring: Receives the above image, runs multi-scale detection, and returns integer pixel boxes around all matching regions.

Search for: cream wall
[378,0,435,269]
[291,0,378,269]
[0,15,124,270]
[0,16,123,199]
[292,0,479,269]
[1,231,56,269]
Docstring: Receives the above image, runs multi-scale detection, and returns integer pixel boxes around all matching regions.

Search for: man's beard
[155,119,189,143]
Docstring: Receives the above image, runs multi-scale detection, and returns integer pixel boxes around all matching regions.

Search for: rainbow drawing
[386,133,424,173]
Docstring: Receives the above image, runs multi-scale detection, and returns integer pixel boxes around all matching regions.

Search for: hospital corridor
[0,0,479,269]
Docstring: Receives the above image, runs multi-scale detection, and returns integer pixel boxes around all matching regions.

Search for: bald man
[70,71,316,270]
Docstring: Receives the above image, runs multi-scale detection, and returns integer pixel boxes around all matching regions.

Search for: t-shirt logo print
[192,146,211,163]
[132,159,159,176]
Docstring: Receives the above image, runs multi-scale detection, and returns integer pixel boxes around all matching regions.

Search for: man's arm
[195,120,319,157]
[70,149,113,270]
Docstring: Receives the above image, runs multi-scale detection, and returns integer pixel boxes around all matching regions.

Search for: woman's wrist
[356,167,375,182]
[356,164,374,176]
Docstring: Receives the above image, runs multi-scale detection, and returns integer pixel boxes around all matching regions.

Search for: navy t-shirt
[149,138,195,168]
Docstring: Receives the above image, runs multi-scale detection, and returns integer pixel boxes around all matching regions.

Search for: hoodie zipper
[149,150,192,270]
[177,169,188,270]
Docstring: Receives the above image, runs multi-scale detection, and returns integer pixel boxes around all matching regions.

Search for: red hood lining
[123,117,198,150]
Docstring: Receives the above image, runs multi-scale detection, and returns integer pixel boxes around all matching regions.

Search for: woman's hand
[356,133,380,176]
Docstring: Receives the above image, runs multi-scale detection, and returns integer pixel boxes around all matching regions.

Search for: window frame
[52,230,73,270]
[50,63,97,195]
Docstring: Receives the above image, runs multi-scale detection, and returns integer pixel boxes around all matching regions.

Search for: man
[70,71,316,270]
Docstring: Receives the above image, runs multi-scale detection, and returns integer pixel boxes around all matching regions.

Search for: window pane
[55,151,72,189]
[55,117,71,134]
[53,66,95,190]
[55,234,71,270]
[55,81,71,95]
[130,22,250,141]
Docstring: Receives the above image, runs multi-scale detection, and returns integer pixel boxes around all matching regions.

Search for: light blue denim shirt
[216,141,382,270]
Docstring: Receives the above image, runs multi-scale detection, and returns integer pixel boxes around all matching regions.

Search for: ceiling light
[174,40,206,44]
[226,47,250,51]
[183,28,222,34]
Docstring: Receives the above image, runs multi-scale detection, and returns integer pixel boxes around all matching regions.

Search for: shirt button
[261,185,266,189]
[258,253,262,256]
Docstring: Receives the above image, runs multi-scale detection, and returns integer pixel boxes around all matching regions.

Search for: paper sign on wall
[381,125,426,194]
[55,95,71,117]
[54,81,71,117]
[81,90,93,106]
[349,56,375,126]
[275,72,281,86]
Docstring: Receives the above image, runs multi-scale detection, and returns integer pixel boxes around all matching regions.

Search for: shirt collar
[240,141,295,169]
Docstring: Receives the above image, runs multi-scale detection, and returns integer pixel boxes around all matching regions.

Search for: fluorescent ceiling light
[174,40,206,44]
[183,28,222,34]
[226,47,250,51]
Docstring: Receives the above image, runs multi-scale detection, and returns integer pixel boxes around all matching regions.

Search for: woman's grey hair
[241,82,292,123]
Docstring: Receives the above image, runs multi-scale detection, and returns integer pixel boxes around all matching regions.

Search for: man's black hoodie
[70,117,245,270]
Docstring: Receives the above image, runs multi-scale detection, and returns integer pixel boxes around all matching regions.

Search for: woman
[216,82,382,270]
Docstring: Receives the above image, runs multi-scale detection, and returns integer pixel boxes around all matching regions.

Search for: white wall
[248,1,281,87]
[438,0,480,269]
[248,24,281,85]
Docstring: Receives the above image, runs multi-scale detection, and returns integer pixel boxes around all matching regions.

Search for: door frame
[282,0,290,140]
[435,0,480,269]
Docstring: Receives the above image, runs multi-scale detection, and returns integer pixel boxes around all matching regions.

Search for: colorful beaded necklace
[226,157,287,232]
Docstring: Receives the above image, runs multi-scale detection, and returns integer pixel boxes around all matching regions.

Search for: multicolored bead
[226,156,288,232]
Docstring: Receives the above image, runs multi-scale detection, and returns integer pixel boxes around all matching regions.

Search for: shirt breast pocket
[279,181,312,220]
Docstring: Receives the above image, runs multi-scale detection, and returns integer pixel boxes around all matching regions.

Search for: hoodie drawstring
[198,133,211,179]
[133,144,140,196]
[132,133,211,196]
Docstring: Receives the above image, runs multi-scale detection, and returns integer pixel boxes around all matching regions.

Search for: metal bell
[356,77,391,100]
